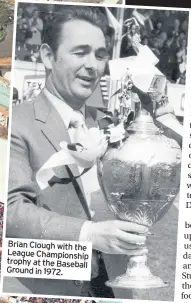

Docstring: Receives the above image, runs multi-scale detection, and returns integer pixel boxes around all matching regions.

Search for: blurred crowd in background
[14,3,188,112]
[121,9,188,84]
[15,4,188,86]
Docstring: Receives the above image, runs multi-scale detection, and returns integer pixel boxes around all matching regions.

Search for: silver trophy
[97,71,181,289]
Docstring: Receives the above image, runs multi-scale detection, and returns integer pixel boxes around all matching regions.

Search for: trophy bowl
[97,107,181,289]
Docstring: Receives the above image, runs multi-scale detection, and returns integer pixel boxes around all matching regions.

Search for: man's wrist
[79,221,95,242]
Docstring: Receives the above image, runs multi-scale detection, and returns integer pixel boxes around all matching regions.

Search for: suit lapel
[34,94,103,149]
[34,91,71,152]
[34,91,89,218]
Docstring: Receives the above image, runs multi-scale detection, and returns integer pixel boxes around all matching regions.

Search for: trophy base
[106,274,169,289]
[105,255,169,289]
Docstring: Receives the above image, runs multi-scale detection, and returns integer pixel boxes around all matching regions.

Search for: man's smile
[77,75,96,86]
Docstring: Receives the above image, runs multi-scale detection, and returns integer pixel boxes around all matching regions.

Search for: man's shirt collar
[44,88,85,129]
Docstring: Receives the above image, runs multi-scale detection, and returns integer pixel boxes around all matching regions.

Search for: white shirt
[44,89,99,240]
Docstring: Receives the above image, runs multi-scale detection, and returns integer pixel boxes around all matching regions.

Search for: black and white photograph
[2,1,189,302]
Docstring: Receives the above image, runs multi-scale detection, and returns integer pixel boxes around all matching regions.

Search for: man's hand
[98,134,108,157]
[85,220,148,255]
[152,100,182,148]
[132,84,183,145]
[154,103,174,117]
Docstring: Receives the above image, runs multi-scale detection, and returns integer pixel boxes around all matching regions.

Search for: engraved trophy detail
[97,70,181,289]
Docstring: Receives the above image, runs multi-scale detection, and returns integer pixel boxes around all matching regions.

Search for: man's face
[131,24,136,34]
[157,22,162,30]
[181,39,187,47]
[174,19,180,28]
[180,32,185,40]
[160,32,167,41]
[47,19,107,109]
[165,11,170,17]
[33,10,39,19]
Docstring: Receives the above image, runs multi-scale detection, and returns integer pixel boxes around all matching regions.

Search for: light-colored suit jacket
[3,90,132,299]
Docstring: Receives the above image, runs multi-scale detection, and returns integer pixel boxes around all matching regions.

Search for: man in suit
[3,5,180,298]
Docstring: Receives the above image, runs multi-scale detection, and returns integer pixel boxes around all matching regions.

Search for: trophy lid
[127,106,162,135]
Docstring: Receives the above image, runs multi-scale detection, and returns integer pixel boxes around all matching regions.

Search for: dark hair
[180,30,186,36]
[141,35,148,41]
[156,19,162,25]
[32,9,39,16]
[167,30,174,39]
[43,6,109,57]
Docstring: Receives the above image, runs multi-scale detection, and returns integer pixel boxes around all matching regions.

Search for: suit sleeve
[6,125,87,241]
